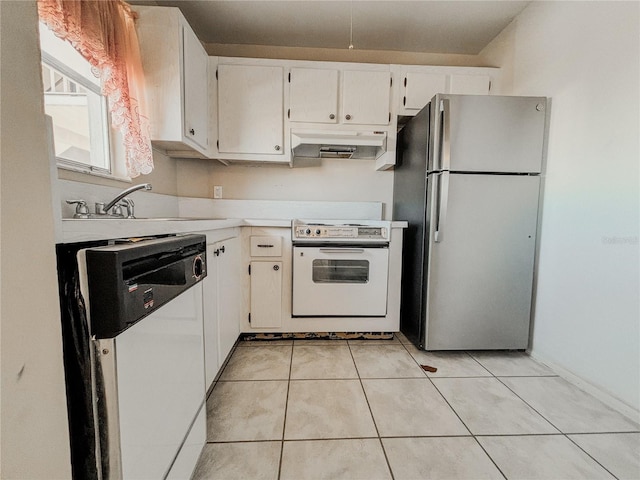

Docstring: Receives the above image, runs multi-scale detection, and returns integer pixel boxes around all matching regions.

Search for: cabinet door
[403,72,446,110]
[202,244,220,389]
[217,237,241,365]
[449,74,490,95]
[342,70,391,125]
[289,68,338,123]
[250,262,282,328]
[218,64,284,155]
[182,25,209,149]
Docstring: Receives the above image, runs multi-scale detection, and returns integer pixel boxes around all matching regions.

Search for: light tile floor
[193,333,640,480]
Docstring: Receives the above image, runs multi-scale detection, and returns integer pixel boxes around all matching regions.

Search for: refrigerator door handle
[430,96,443,172]
[441,99,451,171]
[434,171,450,243]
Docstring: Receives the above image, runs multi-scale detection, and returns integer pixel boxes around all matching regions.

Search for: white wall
[0,1,72,478]
[177,158,395,219]
[58,148,179,196]
[480,1,639,411]
[205,42,486,67]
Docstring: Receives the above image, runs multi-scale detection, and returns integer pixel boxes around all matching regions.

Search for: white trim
[57,163,132,183]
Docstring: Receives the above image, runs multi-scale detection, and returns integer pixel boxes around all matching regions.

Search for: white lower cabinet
[202,244,220,389]
[217,236,241,366]
[202,233,241,390]
[249,261,282,328]
[245,231,288,330]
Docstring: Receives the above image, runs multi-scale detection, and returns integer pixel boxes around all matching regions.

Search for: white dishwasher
[60,235,208,479]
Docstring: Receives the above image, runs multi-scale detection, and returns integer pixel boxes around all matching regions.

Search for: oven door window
[312,259,369,284]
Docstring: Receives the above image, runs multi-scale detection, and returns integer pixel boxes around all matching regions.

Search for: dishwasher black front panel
[85,235,206,339]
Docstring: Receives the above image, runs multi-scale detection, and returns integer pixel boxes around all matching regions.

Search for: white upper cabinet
[288,67,391,126]
[342,70,391,125]
[394,65,497,116]
[133,6,209,157]
[289,68,339,123]
[403,72,447,110]
[182,25,209,150]
[217,64,285,157]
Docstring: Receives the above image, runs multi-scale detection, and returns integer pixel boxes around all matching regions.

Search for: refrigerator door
[436,94,546,174]
[424,173,540,350]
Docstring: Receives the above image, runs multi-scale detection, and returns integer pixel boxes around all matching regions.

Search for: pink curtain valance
[38,0,153,177]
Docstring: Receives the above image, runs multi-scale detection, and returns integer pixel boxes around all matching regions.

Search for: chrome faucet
[96,183,152,218]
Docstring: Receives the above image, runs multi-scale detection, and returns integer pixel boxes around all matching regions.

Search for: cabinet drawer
[250,236,283,257]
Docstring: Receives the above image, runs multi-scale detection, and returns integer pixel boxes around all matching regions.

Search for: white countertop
[61,217,407,243]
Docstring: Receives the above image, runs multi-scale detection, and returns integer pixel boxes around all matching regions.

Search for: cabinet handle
[345,114,352,120]
[329,113,335,120]
[220,245,225,254]
[274,145,281,151]
[273,265,280,271]
[213,249,220,256]
[257,244,274,248]
[189,128,195,135]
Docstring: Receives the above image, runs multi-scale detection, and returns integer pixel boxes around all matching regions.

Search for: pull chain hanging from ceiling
[349,1,354,50]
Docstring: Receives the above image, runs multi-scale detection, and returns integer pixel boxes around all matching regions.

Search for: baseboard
[528,351,640,423]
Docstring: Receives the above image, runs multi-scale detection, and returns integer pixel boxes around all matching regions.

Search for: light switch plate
[213,185,223,199]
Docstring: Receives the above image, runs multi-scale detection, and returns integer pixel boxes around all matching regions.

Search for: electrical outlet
[213,185,223,199]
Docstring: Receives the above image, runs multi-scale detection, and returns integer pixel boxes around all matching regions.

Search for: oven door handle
[318,248,366,254]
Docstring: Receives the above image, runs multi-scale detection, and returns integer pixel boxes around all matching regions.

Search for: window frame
[41,51,115,177]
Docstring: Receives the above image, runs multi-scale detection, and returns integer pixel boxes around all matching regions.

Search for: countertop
[61,218,408,243]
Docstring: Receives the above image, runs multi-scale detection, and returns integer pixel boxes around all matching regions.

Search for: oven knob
[305,228,311,235]
[315,229,321,235]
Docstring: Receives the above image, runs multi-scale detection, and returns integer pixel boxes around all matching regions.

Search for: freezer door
[424,174,540,350]
[437,95,546,173]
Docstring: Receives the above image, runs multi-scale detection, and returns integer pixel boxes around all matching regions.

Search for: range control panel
[292,220,390,243]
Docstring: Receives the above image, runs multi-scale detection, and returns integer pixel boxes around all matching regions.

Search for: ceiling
[134,1,530,55]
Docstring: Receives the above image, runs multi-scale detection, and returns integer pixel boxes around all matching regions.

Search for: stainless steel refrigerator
[393,94,547,350]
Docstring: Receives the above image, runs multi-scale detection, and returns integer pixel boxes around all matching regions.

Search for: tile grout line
[563,435,622,480]
[203,338,635,479]
[465,351,569,479]
[204,337,241,446]
[347,340,396,480]
[277,343,294,480]
[398,339,509,480]
[494,375,622,480]
[494,375,568,433]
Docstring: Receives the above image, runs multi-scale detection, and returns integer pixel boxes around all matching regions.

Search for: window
[39,23,116,176]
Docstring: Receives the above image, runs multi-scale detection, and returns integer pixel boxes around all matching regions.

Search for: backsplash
[57,179,180,219]
[58,179,383,222]
[178,198,383,220]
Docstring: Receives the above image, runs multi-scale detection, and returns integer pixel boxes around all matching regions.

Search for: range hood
[291,130,387,160]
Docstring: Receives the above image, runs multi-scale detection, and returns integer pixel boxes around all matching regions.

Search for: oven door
[292,246,389,317]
